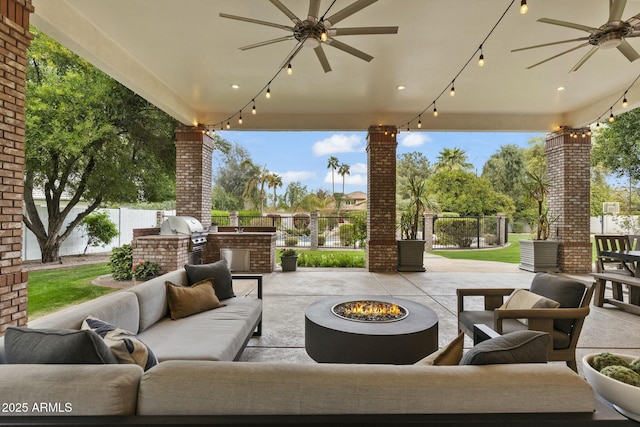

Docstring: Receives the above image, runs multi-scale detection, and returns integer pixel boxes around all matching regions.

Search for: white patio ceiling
[31,0,640,132]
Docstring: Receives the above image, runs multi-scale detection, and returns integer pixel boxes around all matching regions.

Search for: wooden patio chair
[594,234,633,301]
[457,273,594,372]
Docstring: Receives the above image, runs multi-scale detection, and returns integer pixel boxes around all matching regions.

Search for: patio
[236,253,640,377]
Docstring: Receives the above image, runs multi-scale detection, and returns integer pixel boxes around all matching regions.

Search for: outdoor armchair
[457,273,594,372]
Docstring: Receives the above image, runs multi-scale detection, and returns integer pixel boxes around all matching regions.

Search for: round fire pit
[305,296,438,364]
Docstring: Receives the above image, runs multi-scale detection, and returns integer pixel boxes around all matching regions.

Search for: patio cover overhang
[29,0,640,132]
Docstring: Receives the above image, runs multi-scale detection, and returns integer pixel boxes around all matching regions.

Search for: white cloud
[279,171,316,183]
[400,132,432,147]
[351,162,367,174]
[323,171,367,186]
[312,134,364,156]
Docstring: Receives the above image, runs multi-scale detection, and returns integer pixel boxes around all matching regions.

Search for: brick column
[0,0,33,333]
[175,126,213,230]
[366,125,397,272]
[545,128,592,273]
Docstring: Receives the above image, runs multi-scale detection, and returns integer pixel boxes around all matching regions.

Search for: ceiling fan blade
[324,0,377,26]
[511,37,590,52]
[308,0,321,21]
[526,42,589,69]
[314,45,332,73]
[570,46,599,72]
[617,39,640,61]
[325,38,373,62]
[538,18,598,33]
[269,0,301,23]
[219,13,293,31]
[609,0,627,22]
[627,13,640,27]
[239,36,295,51]
[330,26,399,36]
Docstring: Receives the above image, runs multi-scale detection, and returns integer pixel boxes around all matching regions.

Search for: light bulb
[623,97,628,108]
[321,31,328,42]
[252,104,257,115]
[418,117,422,129]
[266,87,271,99]
[609,113,615,122]
[450,84,455,96]
[226,121,231,129]
[478,53,485,67]
[287,63,292,75]
[238,113,242,125]
[520,0,528,14]
[433,106,438,117]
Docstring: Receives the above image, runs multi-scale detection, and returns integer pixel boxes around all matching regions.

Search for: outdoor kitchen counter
[205,231,277,273]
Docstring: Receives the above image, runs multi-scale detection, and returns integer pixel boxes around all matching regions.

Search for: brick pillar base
[0,0,34,333]
[366,125,397,272]
[546,128,592,273]
[175,126,213,230]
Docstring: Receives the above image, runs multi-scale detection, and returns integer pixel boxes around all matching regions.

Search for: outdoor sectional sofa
[0,267,631,425]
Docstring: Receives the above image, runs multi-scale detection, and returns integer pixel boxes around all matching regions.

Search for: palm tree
[327,156,339,195]
[241,161,270,213]
[266,173,282,209]
[434,147,473,172]
[338,163,350,194]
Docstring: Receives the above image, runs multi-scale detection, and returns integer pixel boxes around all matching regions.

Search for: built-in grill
[160,216,207,264]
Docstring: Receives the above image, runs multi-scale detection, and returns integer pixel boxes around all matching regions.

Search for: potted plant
[397,176,432,272]
[519,170,560,272]
[280,248,299,272]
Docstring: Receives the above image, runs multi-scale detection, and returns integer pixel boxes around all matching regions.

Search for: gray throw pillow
[4,327,118,364]
[459,330,549,365]
[184,259,235,300]
[529,273,586,334]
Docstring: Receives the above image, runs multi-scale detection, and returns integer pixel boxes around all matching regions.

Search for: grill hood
[160,216,205,236]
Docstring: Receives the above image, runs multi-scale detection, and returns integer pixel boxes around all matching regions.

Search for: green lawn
[429,233,529,264]
[28,263,115,319]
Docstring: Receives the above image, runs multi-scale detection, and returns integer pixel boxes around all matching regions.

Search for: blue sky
[220,130,546,194]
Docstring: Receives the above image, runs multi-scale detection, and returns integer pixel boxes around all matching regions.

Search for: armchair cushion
[529,273,586,334]
[459,330,549,365]
[500,289,560,310]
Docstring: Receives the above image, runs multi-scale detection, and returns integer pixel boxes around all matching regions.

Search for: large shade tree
[24,29,177,262]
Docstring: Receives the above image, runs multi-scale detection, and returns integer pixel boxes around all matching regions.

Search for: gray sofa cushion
[4,327,117,364]
[129,269,188,331]
[529,273,586,334]
[185,259,235,300]
[460,330,549,365]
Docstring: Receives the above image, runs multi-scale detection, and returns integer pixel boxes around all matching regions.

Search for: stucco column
[310,211,319,250]
[0,1,34,333]
[366,125,397,272]
[497,212,506,246]
[545,128,592,273]
[175,126,213,230]
[424,212,434,251]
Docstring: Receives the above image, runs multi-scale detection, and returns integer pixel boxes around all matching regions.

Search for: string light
[226,121,231,129]
[266,87,271,99]
[287,63,293,75]
[238,112,243,125]
[478,45,485,67]
[609,109,615,122]
[520,0,528,14]
[433,103,438,117]
[252,100,257,114]
[450,81,455,96]
[622,92,628,108]
[417,115,422,129]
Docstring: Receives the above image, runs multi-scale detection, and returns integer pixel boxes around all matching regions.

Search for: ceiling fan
[512,0,640,71]
[219,0,398,73]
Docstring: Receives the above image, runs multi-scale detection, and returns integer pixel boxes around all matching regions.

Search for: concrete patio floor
[235,253,640,378]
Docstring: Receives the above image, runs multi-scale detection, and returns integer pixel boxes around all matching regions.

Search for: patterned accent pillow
[81,316,158,371]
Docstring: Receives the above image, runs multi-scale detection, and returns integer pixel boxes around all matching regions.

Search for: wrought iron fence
[211,214,365,249]
[432,215,508,249]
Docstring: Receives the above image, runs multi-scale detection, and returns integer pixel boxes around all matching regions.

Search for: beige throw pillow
[166,279,225,320]
[500,289,561,310]
[415,332,464,366]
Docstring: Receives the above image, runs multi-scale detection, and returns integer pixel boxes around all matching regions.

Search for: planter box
[519,240,560,272]
[281,256,298,272]
[397,240,426,272]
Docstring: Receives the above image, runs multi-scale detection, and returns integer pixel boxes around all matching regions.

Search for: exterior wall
[366,125,397,272]
[0,0,33,333]
[545,128,592,273]
[175,126,213,230]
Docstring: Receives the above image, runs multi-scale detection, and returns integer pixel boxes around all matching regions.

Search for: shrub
[339,224,355,246]
[132,260,160,280]
[484,234,498,246]
[109,244,133,280]
[285,237,299,246]
[80,212,118,255]
[318,235,326,246]
[297,252,365,268]
[435,218,478,248]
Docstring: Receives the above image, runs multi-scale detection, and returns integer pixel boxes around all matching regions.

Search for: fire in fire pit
[332,300,408,322]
